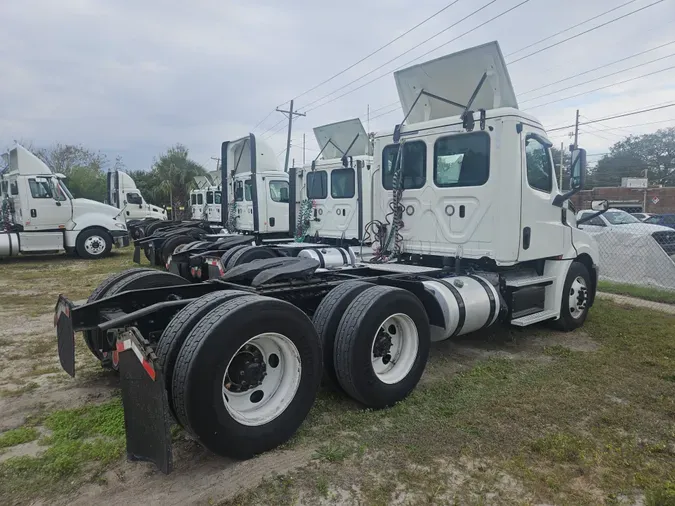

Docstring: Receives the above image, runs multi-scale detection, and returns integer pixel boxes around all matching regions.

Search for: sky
[1,0,674,173]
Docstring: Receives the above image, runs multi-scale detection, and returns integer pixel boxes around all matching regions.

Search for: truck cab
[222,134,290,237]
[293,118,374,244]
[190,174,222,224]
[1,144,128,258]
[107,170,166,222]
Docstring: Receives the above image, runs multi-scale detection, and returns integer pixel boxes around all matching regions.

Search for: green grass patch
[598,280,675,305]
[0,427,40,449]
[0,398,125,503]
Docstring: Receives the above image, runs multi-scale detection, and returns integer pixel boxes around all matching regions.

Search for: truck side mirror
[553,148,587,207]
[569,149,586,190]
[591,200,608,212]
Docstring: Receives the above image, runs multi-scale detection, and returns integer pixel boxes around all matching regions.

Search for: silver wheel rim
[568,276,588,319]
[371,313,419,384]
[222,333,301,426]
[84,235,106,256]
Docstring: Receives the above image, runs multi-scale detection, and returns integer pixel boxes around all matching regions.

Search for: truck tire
[172,295,322,459]
[312,281,374,389]
[144,221,166,237]
[226,246,277,269]
[334,286,430,409]
[161,234,194,267]
[220,244,250,269]
[552,261,591,332]
[76,228,113,259]
[83,267,155,360]
[156,290,249,419]
[101,270,189,371]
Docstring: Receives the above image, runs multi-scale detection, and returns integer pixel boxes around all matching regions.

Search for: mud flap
[117,329,173,474]
[55,295,76,377]
[133,244,142,264]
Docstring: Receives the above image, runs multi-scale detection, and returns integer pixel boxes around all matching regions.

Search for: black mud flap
[55,295,76,377]
[117,329,173,474]
[149,243,157,266]
[133,244,142,264]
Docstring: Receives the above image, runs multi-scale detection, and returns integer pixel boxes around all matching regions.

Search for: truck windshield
[604,210,640,225]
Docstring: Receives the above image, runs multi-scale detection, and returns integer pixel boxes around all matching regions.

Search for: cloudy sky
[1,0,674,172]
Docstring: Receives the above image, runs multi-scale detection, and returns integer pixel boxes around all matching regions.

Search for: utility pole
[276,100,306,173]
[573,109,580,150]
[303,133,306,166]
[210,157,221,171]
[559,142,564,190]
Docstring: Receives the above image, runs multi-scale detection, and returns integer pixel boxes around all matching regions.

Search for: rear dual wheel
[317,285,430,408]
[167,295,322,459]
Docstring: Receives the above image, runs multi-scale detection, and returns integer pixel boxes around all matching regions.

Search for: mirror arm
[577,208,609,225]
[552,186,581,207]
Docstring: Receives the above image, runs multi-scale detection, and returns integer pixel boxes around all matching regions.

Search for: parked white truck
[0,144,129,258]
[106,169,166,222]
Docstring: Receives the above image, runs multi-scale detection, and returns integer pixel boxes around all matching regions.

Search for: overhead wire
[292,0,462,101]
[546,102,675,131]
[298,0,500,112]
[507,0,666,64]
[301,0,528,114]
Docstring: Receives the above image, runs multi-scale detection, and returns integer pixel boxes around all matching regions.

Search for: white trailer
[0,145,129,258]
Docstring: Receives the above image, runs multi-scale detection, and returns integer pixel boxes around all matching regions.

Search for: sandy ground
[0,295,605,505]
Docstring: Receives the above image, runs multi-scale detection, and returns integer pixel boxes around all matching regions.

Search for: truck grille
[652,231,675,255]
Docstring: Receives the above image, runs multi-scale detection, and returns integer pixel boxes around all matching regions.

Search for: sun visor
[313,118,372,159]
[394,41,518,125]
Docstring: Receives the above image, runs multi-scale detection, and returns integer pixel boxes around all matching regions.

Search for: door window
[525,135,553,193]
[434,132,489,187]
[206,191,214,204]
[382,141,426,190]
[331,168,355,198]
[307,171,327,199]
[270,181,290,202]
[29,178,53,198]
[215,191,222,204]
[197,193,203,205]
[244,180,252,201]
[10,181,18,195]
[127,192,142,205]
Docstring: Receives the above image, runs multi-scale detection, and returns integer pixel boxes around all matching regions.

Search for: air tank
[298,247,353,268]
[0,233,20,257]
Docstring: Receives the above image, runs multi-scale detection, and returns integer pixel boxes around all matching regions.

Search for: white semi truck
[106,170,167,222]
[190,172,223,224]
[56,41,604,473]
[0,145,129,258]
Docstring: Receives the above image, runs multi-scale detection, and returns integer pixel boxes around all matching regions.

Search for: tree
[589,127,675,187]
[33,144,107,177]
[551,145,572,190]
[151,144,206,219]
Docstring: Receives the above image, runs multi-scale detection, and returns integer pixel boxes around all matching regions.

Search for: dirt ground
[0,249,674,506]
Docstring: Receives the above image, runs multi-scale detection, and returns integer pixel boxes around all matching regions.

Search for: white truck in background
[190,171,223,224]
[106,169,167,222]
[0,144,129,259]
[293,118,374,243]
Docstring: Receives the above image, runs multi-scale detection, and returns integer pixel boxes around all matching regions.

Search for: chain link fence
[577,207,675,310]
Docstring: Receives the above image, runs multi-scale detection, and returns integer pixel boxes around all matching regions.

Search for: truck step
[510,309,558,327]
[506,275,556,288]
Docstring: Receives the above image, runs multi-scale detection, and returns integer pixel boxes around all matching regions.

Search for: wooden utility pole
[573,109,580,150]
[210,157,221,171]
[303,133,306,165]
[276,100,306,173]
[559,141,564,190]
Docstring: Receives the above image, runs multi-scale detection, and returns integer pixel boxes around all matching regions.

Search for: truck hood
[611,223,674,234]
[72,198,122,220]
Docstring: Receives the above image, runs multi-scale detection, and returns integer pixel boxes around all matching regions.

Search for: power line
[519,40,675,95]
[579,128,614,142]
[508,0,666,64]
[579,117,675,132]
[547,102,675,132]
[251,110,276,132]
[523,64,675,110]
[520,53,675,104]
[504,0,639,57]
[301,0,527,114]
[292,0,462,101]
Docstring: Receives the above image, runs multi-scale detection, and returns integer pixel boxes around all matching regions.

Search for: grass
[599,280,675,305]
[0,382,39,398]
[0,427,39,449]
[0,398,126,504]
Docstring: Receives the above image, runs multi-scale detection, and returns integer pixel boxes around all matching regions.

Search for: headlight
[114,222,127,230]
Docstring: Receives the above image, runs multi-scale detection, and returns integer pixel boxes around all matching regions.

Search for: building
[572,186,675,213]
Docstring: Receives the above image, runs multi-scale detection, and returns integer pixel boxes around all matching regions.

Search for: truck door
[205,190,214,221]
[306,170,328,236]
[266,179,290,232]
[517,129,566,261]
[234,178,254,230]
[328,167,358,239]
[24,176,72,231]
[213,190,222,223]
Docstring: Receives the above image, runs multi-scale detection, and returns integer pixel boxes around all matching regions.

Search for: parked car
[644,213,675,229]
[577,208,675,255]
[631,212,656,222]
